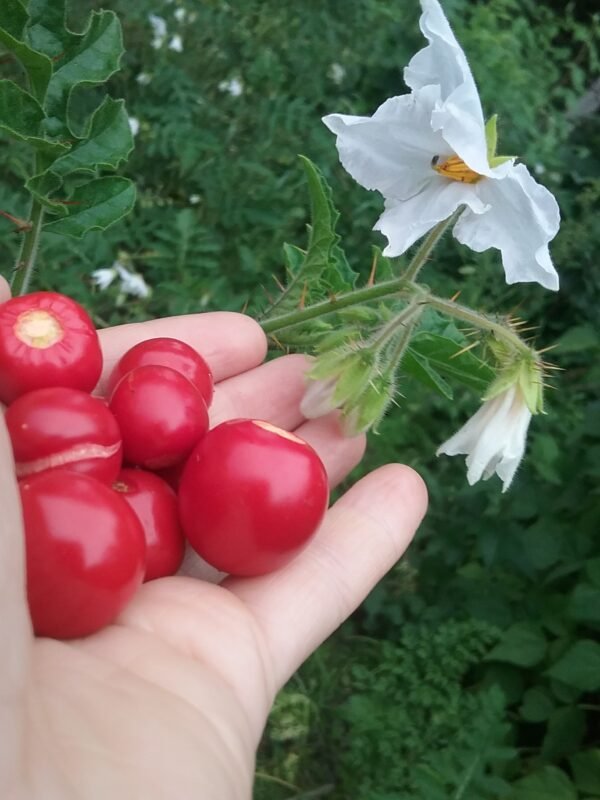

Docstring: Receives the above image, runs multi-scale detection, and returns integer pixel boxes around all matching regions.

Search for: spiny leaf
[43,176,136,238]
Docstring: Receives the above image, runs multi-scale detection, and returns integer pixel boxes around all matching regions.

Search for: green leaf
[569,750,600,794]
[568,583,600,624]
[403,346,453,399]
[50,97,133,176]
[518,687,555,722]
[556,324,599,353]
[407,332,495,394]
[39,9,124,135]
[508,766,576,800]
[261,157,357,320]
[25,170,64,210]
[485,623,547,668]
[541,706,585,760]
[0,1,52,100]
[547,640,600,691]
[0,79,68,156]
[43,176,136,238]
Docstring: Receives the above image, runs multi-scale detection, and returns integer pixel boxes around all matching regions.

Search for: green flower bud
[341,371,397,435]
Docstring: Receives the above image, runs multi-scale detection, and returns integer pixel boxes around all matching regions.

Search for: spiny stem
[260,277,412,335]
[424,293,533,355]
[11,199,45,296]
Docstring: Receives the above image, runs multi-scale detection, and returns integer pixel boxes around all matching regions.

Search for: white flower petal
[169,34,183,52]
[404,0,489,175]
[91,268,117,291]
[374,178,488,256]
[300,378,338,418]
[454,163,560,290]
[324,87,450,201]
[437,386,532,491]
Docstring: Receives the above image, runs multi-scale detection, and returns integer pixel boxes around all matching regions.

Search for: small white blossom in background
[328,63,346,84]
[136,72,153,86]
[149,13,167,49]
[323,0,560,291]
[174,7,186,22]
[90,268,117,291]
[169,34,183,52]
[128,116,140,137]
[189,194,201,205]
[437,384,532,492]
[91,262,152,300]
[218,78,244,97]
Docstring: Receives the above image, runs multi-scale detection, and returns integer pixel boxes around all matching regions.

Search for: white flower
[189,194,201,205]
[91,262,152,299]
[149,14,167,49]
[114,264,152,299]
[128,116,140,137]
[437,384,532,491]
[91,267,117,291]
[136,72,153,86]
[174,7,186,22]
[169,34,183,52]
[328,63,346,84]
[323,0,560,291]
[218,78,244,97]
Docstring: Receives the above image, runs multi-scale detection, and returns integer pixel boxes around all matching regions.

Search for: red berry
[178,419,329,576]
[6,387,122,483]
[0,291,102,404]
[107,337,214,407]
[108,365,209,469]
[20,471,146,639]
[114,469,185,581]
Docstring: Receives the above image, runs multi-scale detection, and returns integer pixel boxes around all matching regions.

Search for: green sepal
[0,79,68,156]
[485,114,516,168]
[341,371,397,435]
[42,176,136,238]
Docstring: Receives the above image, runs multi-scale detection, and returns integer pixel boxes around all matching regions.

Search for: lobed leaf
[0,1,52,101]
[43,176,136,238]
[0,79,68,156]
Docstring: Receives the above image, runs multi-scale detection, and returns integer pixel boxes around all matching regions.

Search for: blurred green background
[1,1,599,797]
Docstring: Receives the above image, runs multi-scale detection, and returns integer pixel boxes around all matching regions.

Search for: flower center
[432,155,483,184]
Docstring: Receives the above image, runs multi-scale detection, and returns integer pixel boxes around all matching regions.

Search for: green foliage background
[1,0,599,797]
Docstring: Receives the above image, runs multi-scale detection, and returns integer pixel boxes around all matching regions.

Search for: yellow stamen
[433,155,483,184]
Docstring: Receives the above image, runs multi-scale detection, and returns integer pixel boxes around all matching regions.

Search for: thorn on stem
[0,210,32,233]
[367,253,378,287]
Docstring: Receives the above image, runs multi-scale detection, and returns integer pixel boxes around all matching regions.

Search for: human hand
[0,276,427,800]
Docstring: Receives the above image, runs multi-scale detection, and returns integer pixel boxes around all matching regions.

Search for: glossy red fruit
[178,419,329,576]
[107,337,214,408]
[20,471,146,639]
[0,291,102,404]
[6,387,122,483]
[114,469,185,581]
[108,365,208,469]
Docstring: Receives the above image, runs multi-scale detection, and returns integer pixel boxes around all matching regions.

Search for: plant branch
[401,208,462,282]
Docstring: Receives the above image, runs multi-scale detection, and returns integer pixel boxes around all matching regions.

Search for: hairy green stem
[260,277,412,335]
[11,199,45,296]
[401,209,461,282]
[424,294,533,355]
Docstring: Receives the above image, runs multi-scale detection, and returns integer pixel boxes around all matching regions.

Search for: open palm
[0,278,427,800]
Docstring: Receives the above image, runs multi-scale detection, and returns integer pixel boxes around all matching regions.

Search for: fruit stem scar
[253,420,306,444]
[15,310,64,349]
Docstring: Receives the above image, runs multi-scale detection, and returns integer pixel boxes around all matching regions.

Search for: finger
[210,354,310,429]
[0,416,33,694]
[0,275,10,302]
[96,313,267,395]
[225,464,428,688]
[177,413,366,582]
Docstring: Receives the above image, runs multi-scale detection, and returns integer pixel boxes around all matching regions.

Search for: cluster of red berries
[0,291,329,640]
